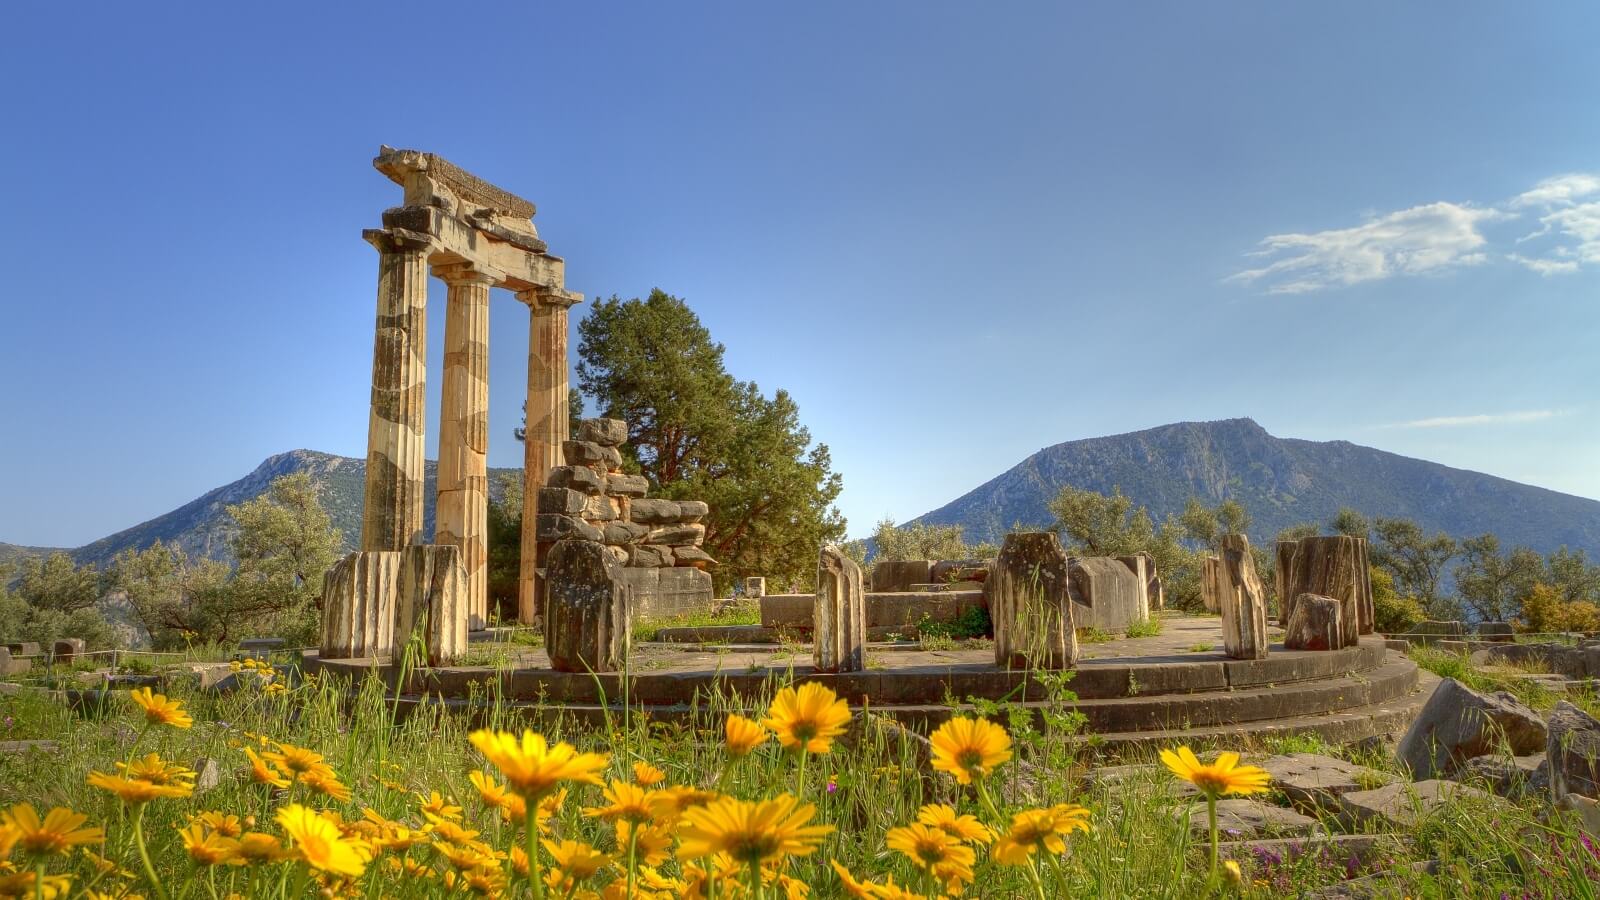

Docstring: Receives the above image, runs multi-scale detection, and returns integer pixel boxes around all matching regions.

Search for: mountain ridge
[909,417,1600,556]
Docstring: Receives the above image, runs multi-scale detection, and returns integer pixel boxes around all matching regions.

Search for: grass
[1077,627,1115,644]
[1,650,1598,899]
[629,605,761,643]
[1408,645,1600,718]
[1124,617,1164,639]
[1187,642,1216,653]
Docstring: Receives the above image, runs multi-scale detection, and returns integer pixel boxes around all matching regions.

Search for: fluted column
[360,229,430,551]
[516,286,580,623]
[434,264,494,630]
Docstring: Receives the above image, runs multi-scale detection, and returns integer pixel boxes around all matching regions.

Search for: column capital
[432,262,500,286]
[515,285,582,310]
[362,227,431,255]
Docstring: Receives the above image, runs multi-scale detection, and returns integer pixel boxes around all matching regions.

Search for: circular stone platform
[306,617,1431,751]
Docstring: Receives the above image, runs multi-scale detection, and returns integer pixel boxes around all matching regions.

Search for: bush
[1371,566,1424,634]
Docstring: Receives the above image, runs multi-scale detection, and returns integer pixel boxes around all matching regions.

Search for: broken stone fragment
[1338,779,1497,829]
[536,487,587,515]
[644,524,705,546]
[1546,701,1600,799]
[673,546,716,567]
[546,465,606,495]
[605,474,649,498]
[581,494,620,522]
[676,500,709,522]
[575,418,628,447]
[602,522,649,546]
[1396,677,1547,780]
[629,546,674,568]
[535,514,604,543]
[562,440,624,470]
[628,499,683,524]
[1174,798,1319,838]
[1284,593,1346,651]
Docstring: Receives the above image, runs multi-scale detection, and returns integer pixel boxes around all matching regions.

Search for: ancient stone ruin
[990,532,1077,670]
[544,539,631,673]
[321,148,581,663]
[537,417,715,619]
[813,546,866,673]
[1217,534,1269,660]
[1068,556,1150,633]
[1277,535,1375,645]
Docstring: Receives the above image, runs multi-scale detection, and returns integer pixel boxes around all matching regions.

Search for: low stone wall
[1471,642,1600,680]
[759,590,986,631]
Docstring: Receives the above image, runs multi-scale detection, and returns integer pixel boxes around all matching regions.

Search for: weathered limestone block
[677,500,709,522]
[1397,677,1548,780]
[628,499,683,525]
[991,533,1076,670]
[644,524,705,546]
[537,487,587,515]
[1461,753,1549,800]
[4,643,40,657]
[582,494,620,522]
[575,418,628,447]
[546,466,606,495]
[562,440,623,470]
[392,545,468,665]
[1116,554,1152,617]
[51,638,86,663]
[872,560,933,593]
[930,559,991,584]
[743,577,767,598]
[1284,594,1346,651]
[814,546,866,673]
[1201,555,1221,613]
[1355,536,1374,634]
[1547,701,1600,799]
[1175,798,1318,837]
[1068,557,1147,633]
[602,521,649,546]
[536,514,604,543]
[673,546,716,567]
[321,550,399,658]
[1339,779,1498,829]
[605,474,649,498]
[1262,753,1395,814]
[1218,534,1269,660]
[1476,622,1516,643]
[1279,536,1363,647]
[0,648,18,676]
[1274,540,1298,621]
[544,540,630,673]
[618,567,714,619]
[630,546,674,568]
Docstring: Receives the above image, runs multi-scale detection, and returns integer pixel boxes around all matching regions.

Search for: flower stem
[1207,794,1219,880]
[527,805,546,900]
[1026,857,1048,900]
[796,749,808,802]
[746,861,764,900]
[132,805,170,900]
[625,822,639,899]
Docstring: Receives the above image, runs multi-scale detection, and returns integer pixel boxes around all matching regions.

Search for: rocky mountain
[49,450,519,570]
[911,418,1600,556]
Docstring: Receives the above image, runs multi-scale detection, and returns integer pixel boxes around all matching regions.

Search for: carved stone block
[544,539,630,673]
[1218,534,1269,660]
[991,532,1076,670]
[320,550,400,659]
[814,545,866,673]
[393,544,468,666]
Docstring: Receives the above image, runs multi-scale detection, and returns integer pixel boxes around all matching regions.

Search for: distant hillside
[63,451,518,570]
[911,418,1600,557]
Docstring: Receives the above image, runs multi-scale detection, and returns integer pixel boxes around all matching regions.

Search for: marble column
[516,287,580,623]
[434,264,494,630]
[360,230,430,552]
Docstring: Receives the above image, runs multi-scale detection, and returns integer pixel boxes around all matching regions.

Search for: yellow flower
[86,772,193,805]
[416,791,463,822]
[264,742,326,775]
[128,687,192,729]
[676,794,834,866]
[193,812,243,838]
[929,717,1012,785]
[468,770,513,812]
[235,833,294,865]
[583,780,672,824]
[885,821,976,890]
[179,823,241,867]
[0,805,103,856]
[1223,858,1244,885]
[724,715,770,757]
[616,820,674,866]
[1159,747,1271,799]
[991,804,1091,865]
[117,754,196,786]
[466,729,609,799]
[656,785,719,817]
[830,860,875,899]
[761,684,851,754]
[915,803,995,845]
[301,770,352,802]
[243,748,291,789]
[276,804,372,878]
[632,761,667,786]
[541,839,611,894]
[0,872,72,899]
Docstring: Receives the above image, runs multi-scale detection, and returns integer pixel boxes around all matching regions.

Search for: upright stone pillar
[360,230,430,551]
[321,550,400,658]
[1280,536,1362,648]
[814,546,866,673]
[990,532,1077,670]
[544,539,630,673]
[1201,555,1222,613]
[517,287,581,624]
[1217,534,1269,660]
[394,545,469,666]
[434,264,494,629]
[1355,537,1374,635]
[1275,540,1299,625]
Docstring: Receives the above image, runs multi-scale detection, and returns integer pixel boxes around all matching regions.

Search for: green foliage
[1518,582,1600,634]
[1330,507,1370,538]
[108,541,231,649]
[0,553,118,649]
[863,519,997,565]
[222,473,342,646]
[1453,533,1544,622]
[1369,566,1424,634]
[914,604,991,641]
[1124,616,1163,638]
[1371,518,1459,615]
[576,290,845,593]
[485,472,524,621]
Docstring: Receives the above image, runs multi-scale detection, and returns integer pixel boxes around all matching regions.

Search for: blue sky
[2,3,1597,547]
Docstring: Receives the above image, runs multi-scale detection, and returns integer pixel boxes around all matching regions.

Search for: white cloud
[1226,202,1502,294]
[1508,174,1600,276]
[1510,173,1600,208]
[1507,253,1580,276]
[1385,409,1569,429]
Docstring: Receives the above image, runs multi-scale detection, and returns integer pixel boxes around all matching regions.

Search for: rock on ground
[1261,753,1394,814]
[1546,701,1600,799]
[1339,779,1498,829]
[1175,798,1320,837]
[1395,677,1546,780]
[1459,753,1548,800]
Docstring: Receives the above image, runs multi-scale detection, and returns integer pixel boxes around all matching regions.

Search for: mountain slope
[67,451,519,569]
[911,418,1600,556]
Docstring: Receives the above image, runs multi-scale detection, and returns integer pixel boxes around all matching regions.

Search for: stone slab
[1175,798,1320,837]
[1339,779,1497,829]
[1261,752,1394,813]
[1069,556,1148,633]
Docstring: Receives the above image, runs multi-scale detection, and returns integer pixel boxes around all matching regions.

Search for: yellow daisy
[583,780,672,824]
[178,823,241,867]
[416,791,463,822]
[468,770,513,813]
[885,821,976,889]
[243,748,291,789]
[632,761,667,786]
[86,772,193,805]
[676,794,834,866]
[301,770,352,802]
[1159,747,1271,799]
[991,804,1091,865]
[276,804,372,878]
[724,715,770,757]
[235,832,294,865]
[916,803,995,845]
[830,860,875,899]
[264,742,326,775]
[540,838,611,894]
[0,872,72,899]
[467,729,608,799]
[117,754,196,787]
[761,683,852,754]
[616,820,674,866]
[0,805,103,856]
[193,812,243,838]
[929,717,1012,785]
[128,687,192,729]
